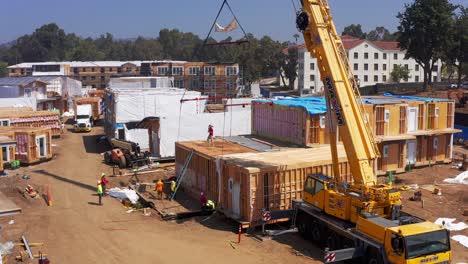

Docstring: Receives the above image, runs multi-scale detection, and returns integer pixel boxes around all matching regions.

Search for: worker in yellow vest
[206,200,215,210]
[97,181,103,205]
[169,180,176,200]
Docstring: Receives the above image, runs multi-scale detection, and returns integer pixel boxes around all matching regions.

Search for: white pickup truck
[74,104,93,132]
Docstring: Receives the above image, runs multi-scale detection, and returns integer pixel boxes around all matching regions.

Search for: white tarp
[0,97,37,110]
[126,128,150,151]
[451,235,468,248]
[108,87,251,158]
[434,218,468,231]
[108,187,139,204]
[109,77,174,89]
[443,171,468,185]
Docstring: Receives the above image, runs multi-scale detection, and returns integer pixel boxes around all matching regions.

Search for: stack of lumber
[0,107,61,137]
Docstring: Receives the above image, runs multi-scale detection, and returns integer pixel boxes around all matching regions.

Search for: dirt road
[4,126,319,264]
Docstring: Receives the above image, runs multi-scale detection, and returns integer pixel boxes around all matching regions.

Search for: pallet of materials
[0,127,52,165]
[0,108,61,137]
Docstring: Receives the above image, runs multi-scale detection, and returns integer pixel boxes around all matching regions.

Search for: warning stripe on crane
[324,252,336,262]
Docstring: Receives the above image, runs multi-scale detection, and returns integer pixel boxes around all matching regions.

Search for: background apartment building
[295,35,442,94]
[8,60,240,97]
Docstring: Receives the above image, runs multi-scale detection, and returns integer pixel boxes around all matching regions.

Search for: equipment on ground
[291,1,452,263]
[103,138,150,169]
[74,104,93,132]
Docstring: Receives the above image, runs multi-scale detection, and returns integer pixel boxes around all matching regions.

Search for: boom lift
[292,1,452,263]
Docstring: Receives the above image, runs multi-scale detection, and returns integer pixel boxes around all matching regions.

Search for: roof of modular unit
[222,136,279,152]
[176,138,258,158]
[8,60,189,69]
[0,76,50,86]
[254,97,327,115]
[382,93,453,102]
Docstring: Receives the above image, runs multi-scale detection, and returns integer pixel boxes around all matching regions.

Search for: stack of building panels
[0,127,52,165]
[0,107,61,137]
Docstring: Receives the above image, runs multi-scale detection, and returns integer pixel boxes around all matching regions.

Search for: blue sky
[0,0,466,43]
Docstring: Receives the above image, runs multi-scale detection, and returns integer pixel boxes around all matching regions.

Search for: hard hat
[97,181,101,184]
[101,173,106,177]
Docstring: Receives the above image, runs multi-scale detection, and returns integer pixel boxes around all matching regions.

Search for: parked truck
[282,1,453,264]
[74,104,93,132]
[75,97,101,124]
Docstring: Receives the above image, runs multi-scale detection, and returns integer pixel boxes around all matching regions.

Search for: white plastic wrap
[108,187,139,204]
[0,98,37,110]
[125,128,150,151]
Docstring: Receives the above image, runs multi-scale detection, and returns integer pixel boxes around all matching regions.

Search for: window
[82,68,86,72]
[364,64,368,71]
[204,79,216,89]
[101,76,105,81]
[91,68,95,72]
[100,68,105,73]
[0,119,10,126]
[404,75,409,82]
[415,65,420,71]
[383,145,389,158]
[433,76,437,82]
[354,75,359,82]
[320,116,326,128]
[354,52,358,59]
[310,75,315,81]
[226,79,237,89]
[383,53,387,60]
[374,64,378,71]
[190,79,199,88]
[354,63,358,70]
[383,64,387,71]
[82,76,87,81]
[172,66,184,76]
[393,64,397,70]
[188,67,200,76]
[73,68,79,73]
[374,53,379,59]
[404,64,409,70]
[310,63,315,70]
[364,75,368,82]
[2,146,10,162]
[204,66,216,76]
[226,66,238,76]
[364,52,369,59]
[24,88,32,97]
[432,65,438,72]
[415,76,419,82]
[91,76,96,80]
[174,79,184,88]
[157,66,168,76]
[383,75,387,82]
[374,75,378,82]
[394,53,398,60]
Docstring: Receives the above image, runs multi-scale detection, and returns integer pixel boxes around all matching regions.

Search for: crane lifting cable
[202,0,250,47]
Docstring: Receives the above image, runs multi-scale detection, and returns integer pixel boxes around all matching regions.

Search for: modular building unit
[219,145,350,225]
[175,139,258,202]
[0,135,16,171]
[0,107,61,137]
[0,127,52,165]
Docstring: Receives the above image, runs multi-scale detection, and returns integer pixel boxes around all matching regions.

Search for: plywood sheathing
[177,139,257,159]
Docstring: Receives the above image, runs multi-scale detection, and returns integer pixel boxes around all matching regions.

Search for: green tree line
[0,24,288,85]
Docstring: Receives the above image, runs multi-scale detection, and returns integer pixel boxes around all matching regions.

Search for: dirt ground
[0,124,466,263]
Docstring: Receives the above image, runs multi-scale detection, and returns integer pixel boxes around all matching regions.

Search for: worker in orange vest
[156,180,164,200]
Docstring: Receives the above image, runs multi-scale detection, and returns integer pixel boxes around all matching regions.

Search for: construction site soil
[0,125,465,263]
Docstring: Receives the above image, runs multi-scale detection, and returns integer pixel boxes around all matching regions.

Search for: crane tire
[366,248,384,264]
[118,155,127,169]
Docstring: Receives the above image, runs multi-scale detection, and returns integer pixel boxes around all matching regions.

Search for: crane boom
[297,0,379,187]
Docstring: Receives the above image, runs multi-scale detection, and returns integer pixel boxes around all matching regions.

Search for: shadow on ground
[33,169,95,192]
[82,134,110,154]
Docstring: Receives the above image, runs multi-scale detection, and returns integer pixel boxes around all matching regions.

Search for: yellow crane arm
[297,0,380,187]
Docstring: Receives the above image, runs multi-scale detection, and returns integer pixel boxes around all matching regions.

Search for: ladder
[170,150,194,200]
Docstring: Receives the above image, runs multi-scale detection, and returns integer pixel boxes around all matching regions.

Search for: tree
[293,33,300,44]
[0,61,7,77]
[397,0,456,90]
[367,27,395,41]
[342,24,366,39]
[444,6,468,87]
[280,46,299,90]
[391,65,411,83]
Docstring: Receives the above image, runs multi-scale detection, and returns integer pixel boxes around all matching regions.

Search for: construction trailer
[104,87,251,159]
[0,127,52,165]
[252,95,460,175]
[0,107,61,137]
[0,136,16,171]
[175,139,351,226]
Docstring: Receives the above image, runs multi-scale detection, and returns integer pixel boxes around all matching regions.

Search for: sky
[0,0,466,44]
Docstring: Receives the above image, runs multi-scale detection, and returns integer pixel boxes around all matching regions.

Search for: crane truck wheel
[325,230,342,250]
[296,211,310,239]
[365,248,384,264]
[310,220,326,247]
[118,155,127,169]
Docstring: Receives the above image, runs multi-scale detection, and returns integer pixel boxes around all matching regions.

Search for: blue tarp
[383,93,452,102]
[254,97,327,115]
[454,125,468,140]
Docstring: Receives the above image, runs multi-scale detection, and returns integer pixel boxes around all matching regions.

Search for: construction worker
[200,192,207,208]
[206,199,215,210]
[169,180,176,200]
[207,124,214,146]
[100,173,109,195]
[156,180,164,200]
[97,181,103,205]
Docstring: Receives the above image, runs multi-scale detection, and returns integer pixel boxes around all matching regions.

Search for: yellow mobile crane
[292,1,452,263]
